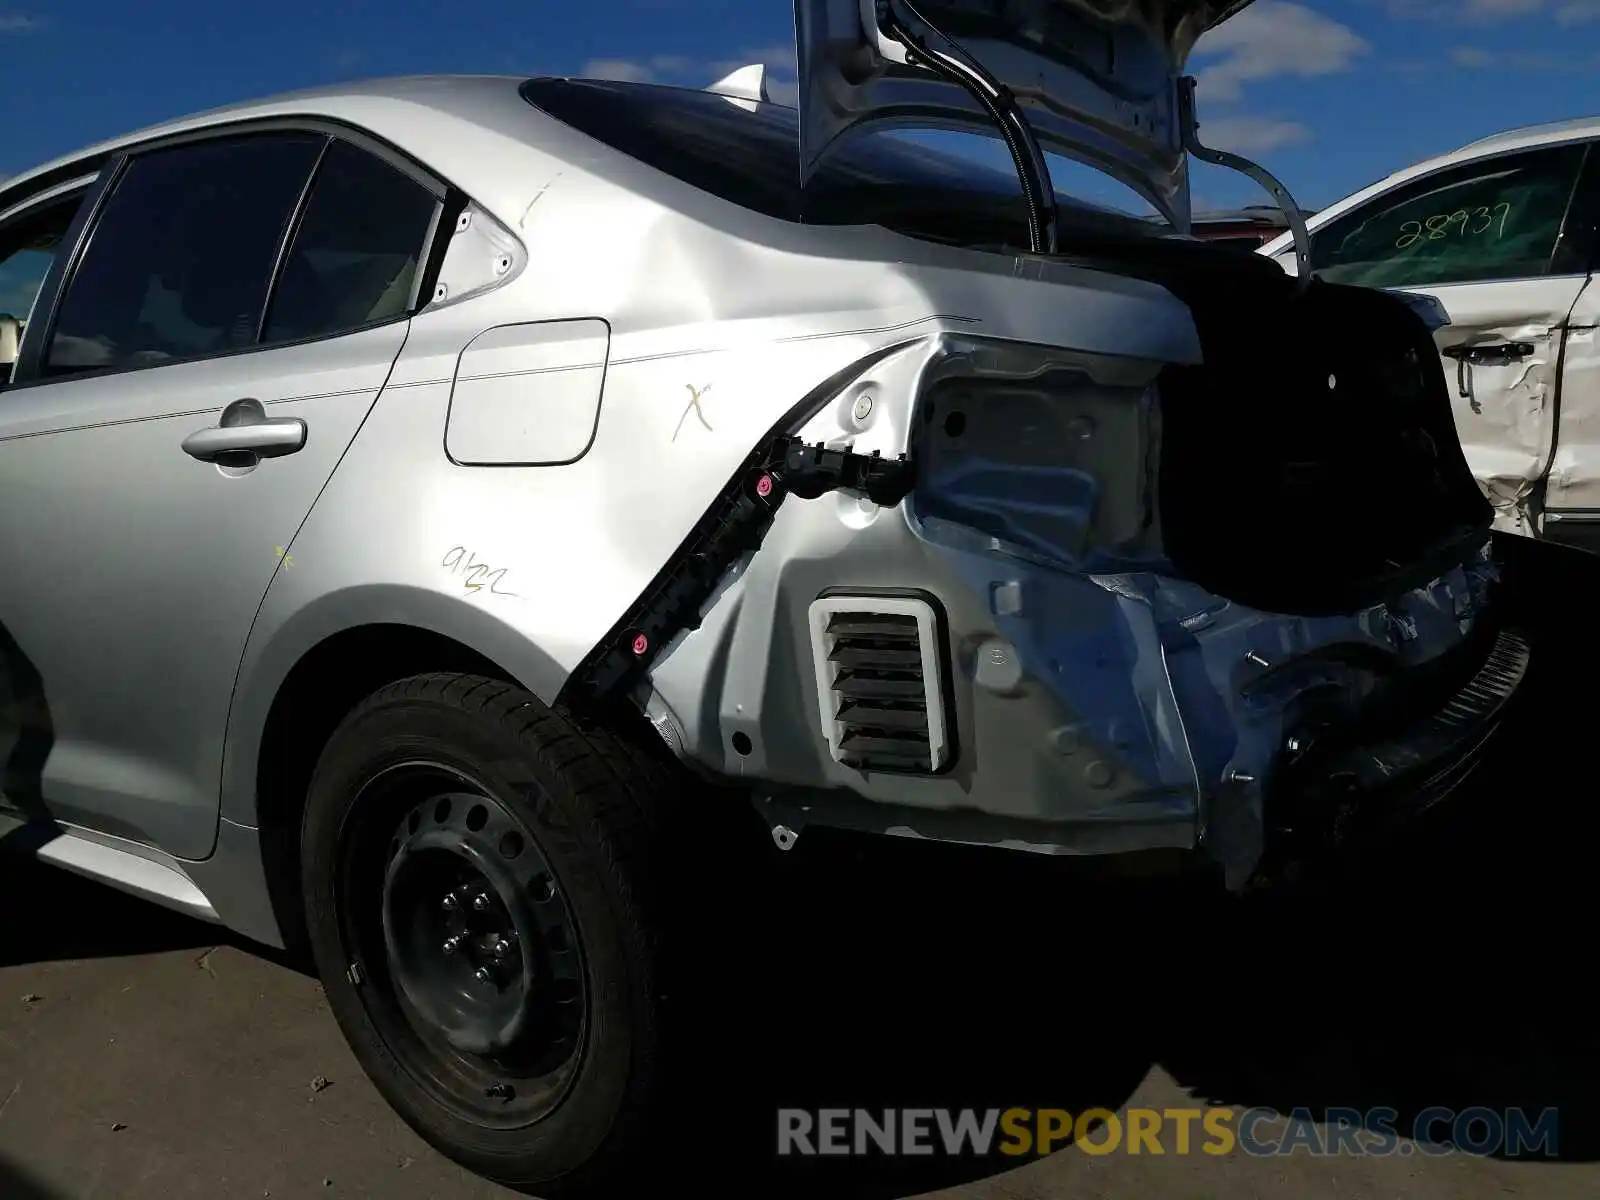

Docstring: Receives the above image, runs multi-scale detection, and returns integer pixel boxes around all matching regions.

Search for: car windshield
[518,77,1164,246]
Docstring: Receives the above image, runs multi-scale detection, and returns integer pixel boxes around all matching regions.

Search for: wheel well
[254,624,514,956]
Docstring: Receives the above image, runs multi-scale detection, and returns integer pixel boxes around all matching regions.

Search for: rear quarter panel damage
[642,327,1498,886]
[218,169,1201,830]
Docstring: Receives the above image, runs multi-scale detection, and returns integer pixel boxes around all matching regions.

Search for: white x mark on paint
[672,383,713,442]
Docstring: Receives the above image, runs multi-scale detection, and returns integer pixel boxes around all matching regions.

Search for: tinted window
[1309,143,1588,288]
[522,77,1008,221]
[262,139,438,344]
[518,77,1163,244]
[45,134,323,375]
[0,193,86,325]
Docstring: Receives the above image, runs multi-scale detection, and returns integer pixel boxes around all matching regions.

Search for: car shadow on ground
[650,735,1599,1197]
[0,855,216,968]
[0,719,1592,1198]
[0,1156,62,1200]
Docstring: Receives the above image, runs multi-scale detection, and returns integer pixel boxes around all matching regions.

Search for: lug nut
[493,939,511,959]
[441,894,458,912]
[472,893,491,913]
[474,967,494,984]
[442,935,464,955]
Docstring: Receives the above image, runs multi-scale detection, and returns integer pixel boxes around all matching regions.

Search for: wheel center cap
[381,830,541,1056]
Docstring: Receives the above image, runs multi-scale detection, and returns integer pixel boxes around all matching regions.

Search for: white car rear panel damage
[1540,278,1600,515]
[1409,277,1587,536]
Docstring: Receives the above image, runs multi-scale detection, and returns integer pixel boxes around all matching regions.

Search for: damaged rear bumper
[1249,623,1528,886]
[627,442,1514,889]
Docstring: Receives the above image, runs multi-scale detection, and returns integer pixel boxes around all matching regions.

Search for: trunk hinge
[561,438,916,706]
[873,0,1059,256]
[1178,77,1312,284]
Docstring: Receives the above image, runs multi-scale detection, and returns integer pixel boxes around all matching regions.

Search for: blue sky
[4,1,1599,215]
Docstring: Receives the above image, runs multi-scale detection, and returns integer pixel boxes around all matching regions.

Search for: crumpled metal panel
[900,331,1497,885]
[913,495,1496,885]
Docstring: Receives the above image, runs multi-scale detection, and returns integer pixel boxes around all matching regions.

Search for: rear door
[1537,150,1600,550]
[0,129,443,858]
[1301,140,1594,536]
[0,179,96,821]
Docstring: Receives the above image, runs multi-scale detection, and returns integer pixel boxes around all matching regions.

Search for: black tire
[300,673,664,1195]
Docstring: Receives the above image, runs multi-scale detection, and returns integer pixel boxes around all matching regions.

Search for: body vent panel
[807,595,949,774]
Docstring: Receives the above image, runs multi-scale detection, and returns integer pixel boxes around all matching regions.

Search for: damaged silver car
[0,0,1560,1192]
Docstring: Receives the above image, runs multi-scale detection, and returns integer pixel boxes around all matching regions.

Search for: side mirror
[1388,290,1452,333]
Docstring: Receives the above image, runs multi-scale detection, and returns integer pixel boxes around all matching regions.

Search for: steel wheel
[337,761,586,1129]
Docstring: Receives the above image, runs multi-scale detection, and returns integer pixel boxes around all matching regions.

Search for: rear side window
[0,191,87,385]
[0,194,85,325]
[44,133,324,376]
[262,139,438,344]
[519,76,1030,221]
[1308,143,1589,289]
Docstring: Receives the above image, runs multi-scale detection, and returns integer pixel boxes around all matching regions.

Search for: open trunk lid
[795,0,1255,226]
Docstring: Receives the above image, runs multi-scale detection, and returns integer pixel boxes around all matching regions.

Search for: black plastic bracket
[778,439,916,503]
[560,437,916,707]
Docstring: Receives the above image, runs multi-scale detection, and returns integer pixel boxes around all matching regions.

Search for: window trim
[0,172,102,228]
[10,155,127,386]
[1562,142,1600,275]
[5,115,461,394]
[1307,139,1595,291]
[254,137,334,345]
[0,178,98,343]
[1543,141,1592,278]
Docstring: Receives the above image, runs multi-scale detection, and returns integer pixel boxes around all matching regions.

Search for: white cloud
[578,54,713,83]
[0,14,39,32]
[1451,45,1496,66]
[1192,1,1370,103]
[581,58,657,83]
[1555,0,1600,21]
[713,43,798,74]
[580,46,799,103]
[1196,114,1314,153]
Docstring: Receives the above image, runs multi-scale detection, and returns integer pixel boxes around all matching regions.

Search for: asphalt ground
[2,702,1595,1200]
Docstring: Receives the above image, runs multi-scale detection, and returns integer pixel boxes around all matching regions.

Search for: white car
[1260,119,1600,548]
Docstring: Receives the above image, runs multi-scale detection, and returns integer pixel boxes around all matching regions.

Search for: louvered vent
[808,595,949,774]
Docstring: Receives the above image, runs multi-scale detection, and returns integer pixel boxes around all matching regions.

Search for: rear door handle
[1441,342,1536,366]
[1440,342,1537,413]
[182,398,306,464]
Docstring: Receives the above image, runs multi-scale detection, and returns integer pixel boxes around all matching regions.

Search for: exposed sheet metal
[642,331,1495,888]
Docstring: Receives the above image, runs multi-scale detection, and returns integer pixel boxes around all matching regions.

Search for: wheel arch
[223,584,576,951]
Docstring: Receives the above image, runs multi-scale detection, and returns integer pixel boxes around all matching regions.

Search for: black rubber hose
[879,0,1059,254]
